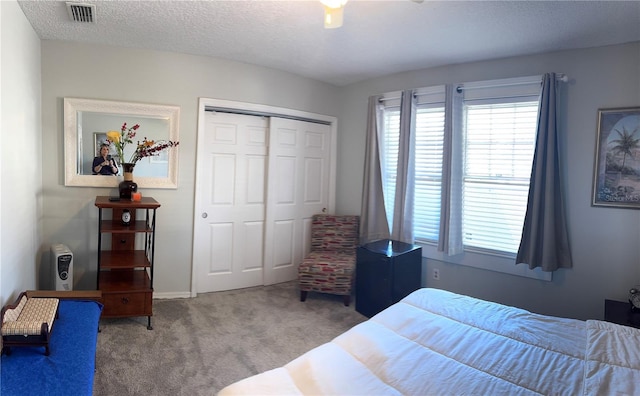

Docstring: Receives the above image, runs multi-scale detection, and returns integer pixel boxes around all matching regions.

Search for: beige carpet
[93,281,366,395]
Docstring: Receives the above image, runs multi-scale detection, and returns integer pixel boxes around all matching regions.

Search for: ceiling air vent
[66,2,96,23]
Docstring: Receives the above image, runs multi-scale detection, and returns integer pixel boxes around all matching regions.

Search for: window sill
[417,241,552,281]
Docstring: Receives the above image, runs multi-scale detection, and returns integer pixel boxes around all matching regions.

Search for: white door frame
[191,98,337,297]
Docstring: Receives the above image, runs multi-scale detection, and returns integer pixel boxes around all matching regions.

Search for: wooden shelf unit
[95,196,160,329]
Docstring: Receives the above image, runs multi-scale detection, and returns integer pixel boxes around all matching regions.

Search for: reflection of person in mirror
[93,144,119,175]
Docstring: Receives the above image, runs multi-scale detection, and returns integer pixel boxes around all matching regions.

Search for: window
[381,103,400,230]
[413,105,445,241]
[380,89,446,243]
[462,100,538,254]
[379,77,540,257]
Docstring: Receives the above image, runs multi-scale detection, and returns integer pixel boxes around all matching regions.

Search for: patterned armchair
[298,214,360,306]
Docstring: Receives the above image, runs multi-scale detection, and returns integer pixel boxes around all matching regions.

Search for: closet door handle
[202,212,208,218]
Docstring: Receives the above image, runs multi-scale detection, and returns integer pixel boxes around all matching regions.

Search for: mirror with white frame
[64,98,180,188]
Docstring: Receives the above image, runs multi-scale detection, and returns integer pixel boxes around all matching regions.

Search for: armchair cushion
[311,215,360,253]
[299,251,356,295]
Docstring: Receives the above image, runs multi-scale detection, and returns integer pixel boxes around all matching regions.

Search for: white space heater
[51,244,73,291]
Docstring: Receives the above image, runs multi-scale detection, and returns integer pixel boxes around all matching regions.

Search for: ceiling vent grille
[66,2,96,23]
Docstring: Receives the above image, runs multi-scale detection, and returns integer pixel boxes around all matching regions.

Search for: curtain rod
[457,73,568,93]
[378,74,569,101]
[379,94,443,103]
[378,92,430,102]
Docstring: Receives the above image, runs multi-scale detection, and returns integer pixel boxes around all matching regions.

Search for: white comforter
[218,288,640,395]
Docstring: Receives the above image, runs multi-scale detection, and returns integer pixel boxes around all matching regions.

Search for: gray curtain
[391,90,416,243]
[360,95,391,244]
[516,73,573,270]
[438,85,464,255]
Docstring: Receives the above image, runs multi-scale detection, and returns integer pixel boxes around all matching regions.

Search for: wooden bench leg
[300,290,308,302]
[343,295,350,306]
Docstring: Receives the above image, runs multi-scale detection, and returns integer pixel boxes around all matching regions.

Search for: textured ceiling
[17,0,640,86]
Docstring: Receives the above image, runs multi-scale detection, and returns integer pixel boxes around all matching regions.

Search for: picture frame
[592,107,640,208]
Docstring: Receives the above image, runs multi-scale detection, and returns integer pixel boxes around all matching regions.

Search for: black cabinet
[604,299,640,329]
[356,239,422,318]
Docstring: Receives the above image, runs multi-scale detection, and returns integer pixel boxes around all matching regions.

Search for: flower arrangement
[106,122,179,166]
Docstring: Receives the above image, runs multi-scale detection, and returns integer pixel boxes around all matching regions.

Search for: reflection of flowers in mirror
[130,138,179,164]
[106,122,179,165]
[106,122,138,163]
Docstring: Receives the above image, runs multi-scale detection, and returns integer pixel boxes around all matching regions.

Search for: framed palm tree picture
[593,107,640,208]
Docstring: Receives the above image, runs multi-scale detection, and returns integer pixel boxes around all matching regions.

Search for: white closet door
[193,112,268,292]
[263,117,332,285]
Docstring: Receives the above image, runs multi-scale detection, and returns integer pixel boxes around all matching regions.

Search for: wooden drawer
[102,291,152,317]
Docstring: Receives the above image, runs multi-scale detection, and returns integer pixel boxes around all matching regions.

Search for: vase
[119,163,138,200]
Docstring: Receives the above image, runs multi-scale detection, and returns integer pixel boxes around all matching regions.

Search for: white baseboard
[153,291,191,299]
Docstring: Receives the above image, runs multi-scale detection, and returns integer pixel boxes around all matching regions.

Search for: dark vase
[119,163,138,199]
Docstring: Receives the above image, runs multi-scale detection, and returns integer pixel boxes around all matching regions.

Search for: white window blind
[381,103,400,229]
[462,99,539,253]
[413,105,445,241]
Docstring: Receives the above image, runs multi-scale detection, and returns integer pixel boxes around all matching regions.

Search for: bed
[218,288,640,395]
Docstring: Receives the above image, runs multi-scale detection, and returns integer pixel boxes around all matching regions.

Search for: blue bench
[1,291,102,396]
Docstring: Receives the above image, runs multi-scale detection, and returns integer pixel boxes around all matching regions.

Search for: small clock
[629,286,640,311]
[121,209,131,226]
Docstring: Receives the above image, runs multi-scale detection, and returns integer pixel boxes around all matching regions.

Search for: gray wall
[40,40,342,296]
[336,43,640,320]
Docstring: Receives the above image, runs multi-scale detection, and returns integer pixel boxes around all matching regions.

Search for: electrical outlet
[433,268,440,280]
